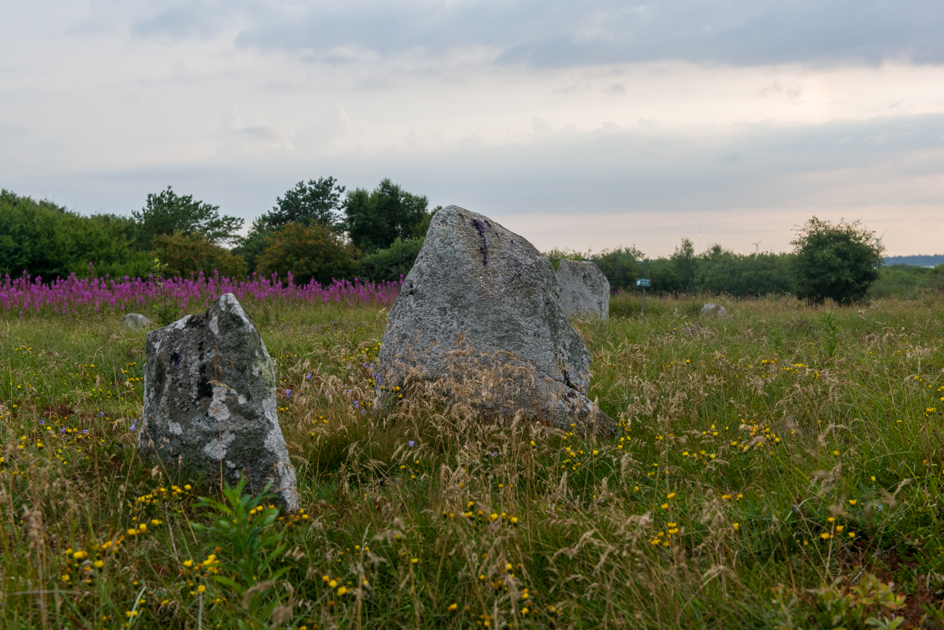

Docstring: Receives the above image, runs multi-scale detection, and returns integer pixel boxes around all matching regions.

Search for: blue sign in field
[635,278,651,288]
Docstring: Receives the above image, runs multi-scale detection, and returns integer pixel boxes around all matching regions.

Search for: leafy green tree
[791,217,884,304]
[236,177,348,274]
[268,177,345,229]
[357,237,425,281]
[233,216,276,274]
[869,263,944,299]
[670,238,698,292]
[638,257,676,293]
[0,190,150,279]
[343,179,431,253]
[0,190,73,278]
[590,246,644,292]
[152,233,247,278]
[132,187,243,248]
[257,223,358,286]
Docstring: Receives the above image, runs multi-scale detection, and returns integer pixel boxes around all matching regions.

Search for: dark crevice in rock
[471,218,488,266]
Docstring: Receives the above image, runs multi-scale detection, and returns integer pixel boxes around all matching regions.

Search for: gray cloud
[29,111,943,218]
[131,0,235,40]
[9,111,939,256]
[219,0,944,68]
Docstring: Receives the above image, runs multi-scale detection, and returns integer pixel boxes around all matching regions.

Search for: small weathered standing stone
[138,294,298,510]
[701,303,729,318]
[557,259,610,319]
[122,313,153,330]
[377,205,613,432]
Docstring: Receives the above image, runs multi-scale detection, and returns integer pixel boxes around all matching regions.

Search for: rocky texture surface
[122,313,153,330]
[557,259,610,319]
[138,293,298,510]
[377,205,613,432]
[701,303,729,318]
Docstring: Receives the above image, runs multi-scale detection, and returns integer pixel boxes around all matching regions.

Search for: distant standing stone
[138,293,298,510]
[557,259,610,319]
[701,303,729,318]
[377,205,614,432]
[122,313,153,330]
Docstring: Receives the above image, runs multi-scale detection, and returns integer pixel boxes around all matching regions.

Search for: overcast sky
[2,0,943,257]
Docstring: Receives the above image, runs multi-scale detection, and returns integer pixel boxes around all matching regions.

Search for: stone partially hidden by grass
[1,293,942,628]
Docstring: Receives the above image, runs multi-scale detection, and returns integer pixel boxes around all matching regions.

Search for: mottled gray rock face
[122,313,153,330]
[557,259,610,319]
[138,294,298,510]
[377,205,613,432]
[701,303,729,318]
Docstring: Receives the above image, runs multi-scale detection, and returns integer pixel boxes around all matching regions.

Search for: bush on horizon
[257,222,359,286]
[152,232,247,279]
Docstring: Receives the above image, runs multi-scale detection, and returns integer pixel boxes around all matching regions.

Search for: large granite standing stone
[377,205,613,432]
[557,259,610,319]
[138,294,298,510]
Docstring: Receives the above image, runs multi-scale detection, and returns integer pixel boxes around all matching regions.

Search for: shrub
[791,217,883,304]
[1,189,150,280]
[257,223,358,286]
[357,238,424,281]
[591,246,644,292]
[152,233,247,278]
[544,248,588,271]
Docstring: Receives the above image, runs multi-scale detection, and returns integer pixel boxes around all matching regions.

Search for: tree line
[2,182,937,303]
[0,178,435,286]
[550,220,939,303]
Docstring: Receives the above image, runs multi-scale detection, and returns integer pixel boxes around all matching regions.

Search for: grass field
[1,292,943,629]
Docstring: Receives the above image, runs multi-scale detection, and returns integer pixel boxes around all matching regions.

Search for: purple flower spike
[285,389,292,398]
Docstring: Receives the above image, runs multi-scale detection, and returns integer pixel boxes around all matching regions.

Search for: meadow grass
[1,293,943,629]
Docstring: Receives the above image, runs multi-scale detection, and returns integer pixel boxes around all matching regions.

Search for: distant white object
[557,259,610,319]
[700,303,729,318]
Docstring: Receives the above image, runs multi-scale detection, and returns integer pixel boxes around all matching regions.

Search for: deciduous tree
[343,179,431,253]
[791,217,883,304]
[268,177,346,230]
[132,187,243,248]
[152,233,247,279]
[257,223,358,286]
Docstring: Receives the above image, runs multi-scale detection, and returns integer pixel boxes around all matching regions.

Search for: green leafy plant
[191,478,289,628]
[807,574,906,630]
[150,257,181,326]
[821,310,839,359]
